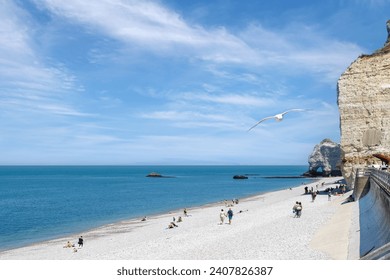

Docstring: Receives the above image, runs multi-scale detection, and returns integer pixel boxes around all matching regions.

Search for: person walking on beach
[328,190,332,201]
[297,202,302,217]
[184,208,188,217]
[292,201,299,218]
[292,202,302,218]
[227,208,233,225]
[311,191,317,202]
[219,209,227,225]
[78,236,84,248]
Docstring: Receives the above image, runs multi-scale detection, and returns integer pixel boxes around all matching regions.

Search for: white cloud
[239,23,365,81]
[1,0,358,164]
[142,110,230,122]
[140,110,240,130]
[0,1,85,117]
[180,92,276,107]
[33,0,364,81]
[34,0,252,61]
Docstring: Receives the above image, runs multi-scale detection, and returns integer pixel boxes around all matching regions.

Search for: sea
[0,165,313,251]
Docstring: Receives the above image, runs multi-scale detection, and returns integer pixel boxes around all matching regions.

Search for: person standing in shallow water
[227,208,233,224]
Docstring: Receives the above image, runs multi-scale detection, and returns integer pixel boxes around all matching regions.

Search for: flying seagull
[247,109,306,131]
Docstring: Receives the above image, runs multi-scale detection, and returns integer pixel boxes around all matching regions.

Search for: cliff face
[307,139,341,176]
[337,20,390,187]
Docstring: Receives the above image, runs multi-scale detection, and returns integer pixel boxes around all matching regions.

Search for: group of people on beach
[63,236,83,253]
[165,204,237,229]
[167,208,189,229]
[224,199,239,207]
[303,181,350,204]
[219,208,234,225]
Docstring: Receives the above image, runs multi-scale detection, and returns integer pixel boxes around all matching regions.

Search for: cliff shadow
[358,179,390,258]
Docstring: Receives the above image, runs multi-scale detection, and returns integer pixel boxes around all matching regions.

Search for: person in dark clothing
[227,208,233,224]
[78,236,84,248]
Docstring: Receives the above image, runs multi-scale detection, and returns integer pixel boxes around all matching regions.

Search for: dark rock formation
[146,172,162,177]
[233,175,248,179]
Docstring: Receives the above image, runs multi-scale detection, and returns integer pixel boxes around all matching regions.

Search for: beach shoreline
[0,176,354,260]
[0,176,319,253]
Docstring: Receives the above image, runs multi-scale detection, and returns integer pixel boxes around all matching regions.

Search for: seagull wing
[280,108,306,116]
[247,116,275,131]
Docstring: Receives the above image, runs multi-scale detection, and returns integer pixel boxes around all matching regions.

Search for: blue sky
[1,0,389,165]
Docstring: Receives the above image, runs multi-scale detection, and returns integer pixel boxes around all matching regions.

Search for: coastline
[0,176,355,260]
[0,165,311,252]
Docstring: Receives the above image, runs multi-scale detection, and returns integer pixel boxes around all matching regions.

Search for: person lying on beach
[168,222,178,229]
[63,241,74,248]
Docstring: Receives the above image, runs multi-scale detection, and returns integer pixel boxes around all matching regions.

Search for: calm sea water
[0,165,312,251]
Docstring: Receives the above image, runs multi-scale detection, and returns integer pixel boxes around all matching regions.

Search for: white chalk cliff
[337,20,390,187]
[307,139,341,176]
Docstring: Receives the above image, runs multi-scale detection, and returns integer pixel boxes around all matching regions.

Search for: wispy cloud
[180,92,276,107]
[0,1,84,117]
[238,23,365,80]
[2,0,375,164]
[140,110,239,130]
[34,0,252,59]
[34,0,364,81]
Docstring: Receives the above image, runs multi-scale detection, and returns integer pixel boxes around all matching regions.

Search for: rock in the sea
[305,139,341,177]
[146,172,162,177]
[338,20,390,187]
[233,175,248,179]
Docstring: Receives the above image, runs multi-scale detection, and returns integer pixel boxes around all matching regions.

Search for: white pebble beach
[0,176,358,260]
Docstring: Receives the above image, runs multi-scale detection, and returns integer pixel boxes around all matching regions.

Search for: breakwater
[355,169,390,259]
